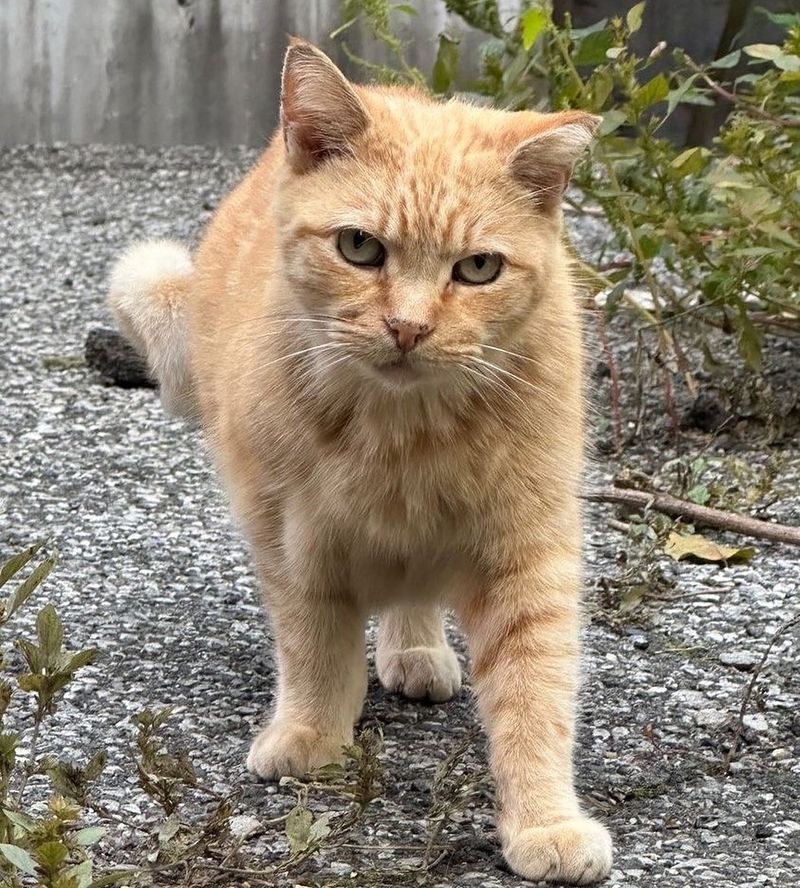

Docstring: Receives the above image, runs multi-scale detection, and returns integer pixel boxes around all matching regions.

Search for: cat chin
[365,357,448,391]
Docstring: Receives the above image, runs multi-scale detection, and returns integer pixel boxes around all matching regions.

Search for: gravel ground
[1,145,798,888]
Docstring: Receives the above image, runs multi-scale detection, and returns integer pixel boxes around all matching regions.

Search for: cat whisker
[470,357,557,406]
[481,344,542,367]
[456,363,503,413]
[466,358,526,406]
[216,314,348,333]
[237,342,345,379]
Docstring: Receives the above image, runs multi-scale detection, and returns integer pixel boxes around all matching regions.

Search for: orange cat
[109,40,612,884]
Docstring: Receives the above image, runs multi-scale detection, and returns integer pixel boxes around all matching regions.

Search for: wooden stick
[585,487,800,547]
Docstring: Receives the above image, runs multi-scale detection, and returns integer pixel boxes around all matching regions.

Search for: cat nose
[384,317,433,353]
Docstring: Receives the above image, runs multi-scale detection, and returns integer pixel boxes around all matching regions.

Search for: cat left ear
[508,112,601,211]
[281,39,370,173]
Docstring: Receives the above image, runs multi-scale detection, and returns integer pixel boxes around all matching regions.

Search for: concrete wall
[0,0,479,146]
[0,0,788,147]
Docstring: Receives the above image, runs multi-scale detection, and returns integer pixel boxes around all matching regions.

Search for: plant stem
[15,714,42,804]
[722,614,800,773]
[686,59,800,129]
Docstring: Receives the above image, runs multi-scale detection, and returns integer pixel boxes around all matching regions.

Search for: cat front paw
[503,817,613,885]
[246,721,349,779]
[377,644,461,702]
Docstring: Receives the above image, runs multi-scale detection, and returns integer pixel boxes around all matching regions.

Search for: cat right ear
[280,39,370,173]
[507,111,601,212]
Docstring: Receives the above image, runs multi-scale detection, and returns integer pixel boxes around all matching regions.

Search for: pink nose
[384,317,433,353]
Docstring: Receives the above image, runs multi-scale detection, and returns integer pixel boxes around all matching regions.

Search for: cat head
[275,40,599,391]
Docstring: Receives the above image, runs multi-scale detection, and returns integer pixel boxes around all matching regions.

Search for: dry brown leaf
[664,531,756,564]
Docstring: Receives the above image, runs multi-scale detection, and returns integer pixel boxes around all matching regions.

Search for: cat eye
[337,229,386,267]
[452,253,502,285]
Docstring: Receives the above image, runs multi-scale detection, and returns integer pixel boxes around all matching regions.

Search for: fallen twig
[585,487,800,547]
[607,518,632,534]
[722,613,800,774]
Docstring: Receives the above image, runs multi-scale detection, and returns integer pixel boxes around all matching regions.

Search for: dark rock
[754,823,773,839]
[684,392,728,433]
[85,327,154,389]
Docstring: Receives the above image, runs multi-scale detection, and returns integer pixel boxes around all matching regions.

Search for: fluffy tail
[108,240,197,419]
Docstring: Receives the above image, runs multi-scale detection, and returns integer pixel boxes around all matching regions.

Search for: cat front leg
[460,547,612,885]
[376,604,461,702]
[247,585,367,779]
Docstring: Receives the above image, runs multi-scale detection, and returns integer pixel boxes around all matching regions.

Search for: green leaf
[743,43,782,60]
[312,762,345,780]
[634,73,669,110]
[687,484,710,505]
[36,840,68,869]
[308,811,334,844]
[626,2,646,34]
[432,34,460,93]
[0,680,12,719]
[37,604,64,666]
[2,809,35,834]
[573,28,616,66]
[5,555,55,620]
[61,648,99,674]
[16,674,44,693]
[0,843,38,875]
[665,73,700,117]
[710,50,741,69]
[570,18,608,40]
[743,44,800,70]
[590,69,614,107]
[754,7,800,28]
[0,543,43,589]
[67,860,93,888]
[16,639,41,673]
[285,805,313,854]
[737,313,763,371]
[670,146,709,178]
[0,733,18,767]
[599,109,628,135]
[391,3,418,16]
[521,7,548,51]
[85,750,107,781]
[75,827,107,846]
[665,532,755,564]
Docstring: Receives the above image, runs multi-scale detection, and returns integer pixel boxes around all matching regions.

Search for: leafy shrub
[0,543,116,888]
[335,1,800,375]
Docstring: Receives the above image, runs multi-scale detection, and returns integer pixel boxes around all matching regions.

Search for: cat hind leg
[376,605,461,703]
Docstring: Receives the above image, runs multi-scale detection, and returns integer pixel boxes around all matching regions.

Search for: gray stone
[695,709,730,729]
[720,650,761,670]
[229,815,263,840]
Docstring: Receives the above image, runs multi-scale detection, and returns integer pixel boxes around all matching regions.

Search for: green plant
[0,543,122,888]
[334,1,800,378]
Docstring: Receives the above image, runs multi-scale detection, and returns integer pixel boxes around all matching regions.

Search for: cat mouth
[373,354,423,381]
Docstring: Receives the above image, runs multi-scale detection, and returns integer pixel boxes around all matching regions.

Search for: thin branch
[686,60,800,128]
[585,486,800,546]
[590,306,623,452]
[722,614,800,773]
